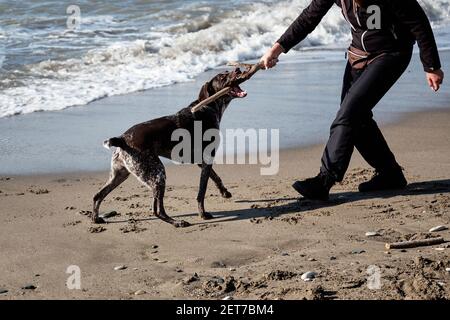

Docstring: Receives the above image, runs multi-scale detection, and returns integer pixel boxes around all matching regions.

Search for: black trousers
[320,49,413,182]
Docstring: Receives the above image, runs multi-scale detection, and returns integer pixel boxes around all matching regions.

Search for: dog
[92,67,254,227]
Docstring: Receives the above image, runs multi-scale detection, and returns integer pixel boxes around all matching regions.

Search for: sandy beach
[1,0,450,302]
[1,108,449,300]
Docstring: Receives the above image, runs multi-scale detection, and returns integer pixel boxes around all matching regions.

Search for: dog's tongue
[236,89,247,98]
[232,86,247,98]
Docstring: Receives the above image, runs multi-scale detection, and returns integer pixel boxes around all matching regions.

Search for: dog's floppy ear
[198,82,210,102]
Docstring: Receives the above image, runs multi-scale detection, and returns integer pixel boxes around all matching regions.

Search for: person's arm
[388,0,444,91]
[261,0,334,69]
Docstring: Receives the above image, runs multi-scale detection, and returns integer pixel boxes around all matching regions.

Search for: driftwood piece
[385,237,445,250]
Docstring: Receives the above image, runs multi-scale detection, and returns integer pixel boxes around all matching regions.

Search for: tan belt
[347,46,386,70]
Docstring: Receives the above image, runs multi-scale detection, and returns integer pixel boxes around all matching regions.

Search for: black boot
[358,167,407,192]
[292,172,335,201]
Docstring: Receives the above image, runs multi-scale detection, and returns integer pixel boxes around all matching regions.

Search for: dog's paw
[92,216,106,224]
[173,220,191,228]
[200,212,214,220]
[221,190,232,199]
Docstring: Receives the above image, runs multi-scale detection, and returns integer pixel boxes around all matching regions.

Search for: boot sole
[292,181,329,201]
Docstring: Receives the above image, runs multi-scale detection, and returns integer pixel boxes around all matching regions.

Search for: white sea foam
[0,0,448,118]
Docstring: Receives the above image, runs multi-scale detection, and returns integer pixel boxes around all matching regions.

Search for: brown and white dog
[92,64,259,227]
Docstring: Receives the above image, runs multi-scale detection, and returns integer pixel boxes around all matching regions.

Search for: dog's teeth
[103,140,112,150]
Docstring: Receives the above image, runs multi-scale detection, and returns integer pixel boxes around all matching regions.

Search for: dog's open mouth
[229,85,247,98]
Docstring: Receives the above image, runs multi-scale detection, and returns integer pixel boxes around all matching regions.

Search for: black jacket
[277,0,441,72]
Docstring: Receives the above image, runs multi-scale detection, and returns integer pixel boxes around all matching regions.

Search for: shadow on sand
[105,179,450,226]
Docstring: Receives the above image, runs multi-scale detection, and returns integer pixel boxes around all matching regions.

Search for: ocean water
[0,0,449,118]
[0,0,450,174]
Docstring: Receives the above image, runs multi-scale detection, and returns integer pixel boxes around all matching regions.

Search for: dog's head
[198,68,248,103]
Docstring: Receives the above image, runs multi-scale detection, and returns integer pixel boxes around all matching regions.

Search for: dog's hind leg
[126,152,190,228]
[152,177,190,228]
[197,163,214,220]
[92,152,130,224]
[197,165,232,199]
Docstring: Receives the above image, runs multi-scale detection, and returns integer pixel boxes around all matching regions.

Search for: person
[260,0,444,200]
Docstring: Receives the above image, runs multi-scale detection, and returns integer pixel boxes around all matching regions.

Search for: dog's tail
[103,137,130,151]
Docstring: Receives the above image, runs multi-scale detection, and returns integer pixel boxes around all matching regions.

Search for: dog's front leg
[210,168,232,198]
[197,165,232,198]
[197,163,214,220]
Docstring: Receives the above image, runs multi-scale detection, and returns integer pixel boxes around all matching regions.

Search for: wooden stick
[385,237,445,250]
[228,61,263,80]
[191,87,231,113]
[191,62,263,113]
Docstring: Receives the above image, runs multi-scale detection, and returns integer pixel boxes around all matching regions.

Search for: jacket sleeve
[277,0,335,53]
[388,0,441,72]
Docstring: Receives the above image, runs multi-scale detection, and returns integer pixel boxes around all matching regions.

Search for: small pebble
[301,271,317,282]
[308,258,316,262]
[21,284,36,290]
[152,245,159,249]
[182,273,200,284]
[365,231,380,237]
[351,250,365,255]
[158,260,168,264]
[229,268,236,272]
[114,265,127,271]
[134,290,146,296]
[330,256,337,260]
[429,225,448,233]
[445,268,450,272]
[222,296,233,300]
[281,252,289,256]
[435,248,445,251]
[213,277,225,284]
[0,289,8,294]
[211,261,226,268]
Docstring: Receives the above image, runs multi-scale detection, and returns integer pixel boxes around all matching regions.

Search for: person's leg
[292,63,357,200]
[353,54,412,174]
[321,51,412,181]
[354,117,398,171]
[294,50,412,199]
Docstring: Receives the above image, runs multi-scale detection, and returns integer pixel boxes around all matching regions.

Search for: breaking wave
[0,0,448,118]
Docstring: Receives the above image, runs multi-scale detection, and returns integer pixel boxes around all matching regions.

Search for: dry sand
[0,109,449,300]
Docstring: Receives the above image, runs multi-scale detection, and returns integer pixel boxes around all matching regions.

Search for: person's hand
[426,69,444,91]
[260,43,285,70]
